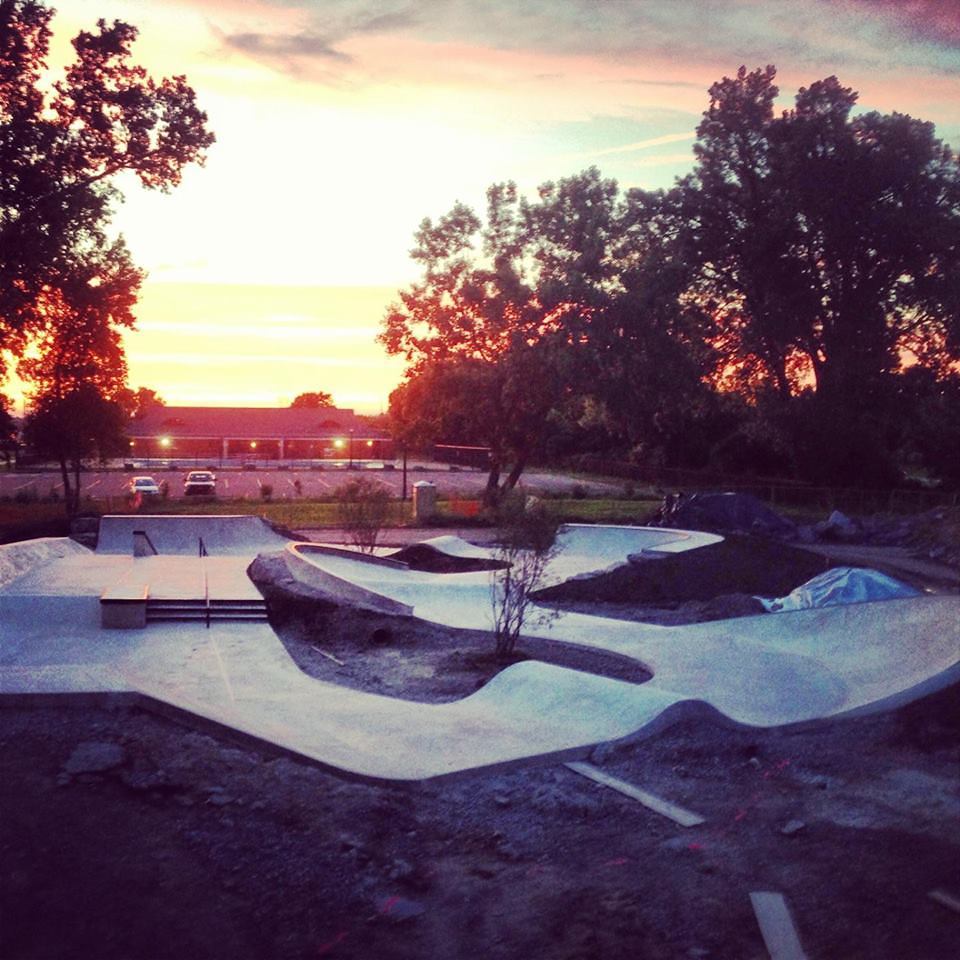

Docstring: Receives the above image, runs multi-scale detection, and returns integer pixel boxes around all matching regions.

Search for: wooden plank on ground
[928,889,960,915]
[564,761,706,827]
[750,891,808,960]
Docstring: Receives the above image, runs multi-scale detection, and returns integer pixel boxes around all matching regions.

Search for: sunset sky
[26,0,960,413]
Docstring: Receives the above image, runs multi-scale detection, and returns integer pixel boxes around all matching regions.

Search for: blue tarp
[758,566,920,613]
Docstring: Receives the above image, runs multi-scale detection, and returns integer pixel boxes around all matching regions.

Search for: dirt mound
[535,534,830,605]
[864,506,960,569]
[387,543,506,573]
[648,491,796,537]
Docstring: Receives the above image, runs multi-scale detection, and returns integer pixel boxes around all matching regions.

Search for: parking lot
[0,464,623,503]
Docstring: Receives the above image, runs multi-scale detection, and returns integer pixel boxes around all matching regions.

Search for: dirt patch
[2,682,958,959]
[250,549,650,701]
[536,533,831,606]
[268,606,651,702]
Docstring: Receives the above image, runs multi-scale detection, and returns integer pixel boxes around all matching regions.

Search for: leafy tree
[290,391,334,409]
[381,174,621,503]
[23,384,127,515]
[893,367,960,489]
[0,0,214,376]
[121,386,164,418]
[674,65,960,482]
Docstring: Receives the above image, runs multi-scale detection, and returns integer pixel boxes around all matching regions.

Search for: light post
[348,429,354,469]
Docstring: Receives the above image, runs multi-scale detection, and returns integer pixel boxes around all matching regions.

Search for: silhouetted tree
[0,0,214,377]
[120,386,164,418]
[0,394,16,467]
[23,385,127,515]
[383,172,679,501]
[290,391,334,409]
[673,65,960,482]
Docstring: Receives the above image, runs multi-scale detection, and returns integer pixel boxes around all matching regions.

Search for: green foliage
[490,494,560,660]
[334,477,392,554]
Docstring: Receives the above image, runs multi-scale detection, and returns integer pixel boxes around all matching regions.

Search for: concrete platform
[1,518,958,783]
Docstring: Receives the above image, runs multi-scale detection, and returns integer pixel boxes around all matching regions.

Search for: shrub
[334,477,391,554]
[260,482,273,502]
[490,493,560,660]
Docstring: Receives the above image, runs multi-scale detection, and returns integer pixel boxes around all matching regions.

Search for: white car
[129,475,161,497]
[184,470,217,496]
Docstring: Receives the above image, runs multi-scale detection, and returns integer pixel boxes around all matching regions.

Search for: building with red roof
[126,405,393,465]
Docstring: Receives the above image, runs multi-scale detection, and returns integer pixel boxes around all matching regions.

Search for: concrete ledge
[100,583,149,628]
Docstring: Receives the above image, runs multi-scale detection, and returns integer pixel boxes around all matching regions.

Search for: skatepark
[2,515,957,783]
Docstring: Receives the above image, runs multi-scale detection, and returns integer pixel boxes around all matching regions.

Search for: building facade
[126,405,394,465]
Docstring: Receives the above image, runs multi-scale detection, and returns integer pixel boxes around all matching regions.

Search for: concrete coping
[100,583,149,603]
[292,543,409,570]
[284,543,414,616]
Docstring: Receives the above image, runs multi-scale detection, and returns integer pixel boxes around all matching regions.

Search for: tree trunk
[502,455,528,494]
[483,461,502,508]
[58,456,75,518]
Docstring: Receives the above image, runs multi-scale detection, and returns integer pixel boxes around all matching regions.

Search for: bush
[490,494,560,660]
[260,483,273,502]
[334,477,391,554]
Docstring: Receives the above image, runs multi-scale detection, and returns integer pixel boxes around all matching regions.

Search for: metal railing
[199,537,210,628]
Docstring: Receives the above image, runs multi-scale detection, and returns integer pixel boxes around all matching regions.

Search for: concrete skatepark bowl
[1,516,958,783]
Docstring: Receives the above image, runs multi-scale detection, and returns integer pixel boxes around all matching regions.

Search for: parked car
[184,470,217,496]
[129,475,161,497]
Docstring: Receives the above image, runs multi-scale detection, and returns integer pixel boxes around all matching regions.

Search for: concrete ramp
[96,515,291,556]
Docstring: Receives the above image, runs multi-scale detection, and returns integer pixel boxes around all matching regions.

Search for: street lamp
[348,429,354,469]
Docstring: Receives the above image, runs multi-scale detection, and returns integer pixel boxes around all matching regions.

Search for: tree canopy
[290,391,334,409]
[23,384,127,515]
[384,67,960,490]
[672,65,960,482]
[381,179,598,501]
[0,0,214,380]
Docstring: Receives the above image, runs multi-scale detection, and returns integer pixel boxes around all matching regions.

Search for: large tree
[381,182,582,503]
[0,0,214,377]
[679,66,960,403]
[23,384,127,515]
[382,170,729,492]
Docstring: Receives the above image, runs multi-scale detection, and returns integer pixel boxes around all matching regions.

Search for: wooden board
[564,761,706,827]
[750,891,808,960]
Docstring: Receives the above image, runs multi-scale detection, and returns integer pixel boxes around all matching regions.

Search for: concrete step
[146,598,268,622]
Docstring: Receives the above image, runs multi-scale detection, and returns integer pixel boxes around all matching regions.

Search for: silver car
[129,475,161,497]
